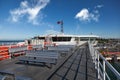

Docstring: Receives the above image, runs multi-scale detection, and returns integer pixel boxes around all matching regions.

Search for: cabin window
[80,37,95,41]
[27,40,31,45]
[52,37,71,42]
[75,37,79,41]
[33,37,45,39]
[80,37,89,41]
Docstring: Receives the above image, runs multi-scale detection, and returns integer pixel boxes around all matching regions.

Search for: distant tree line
[96,38,120,43]
[96,38,109,43]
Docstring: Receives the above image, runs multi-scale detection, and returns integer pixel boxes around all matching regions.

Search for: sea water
[106,61,120,80]
[0,40,24,45]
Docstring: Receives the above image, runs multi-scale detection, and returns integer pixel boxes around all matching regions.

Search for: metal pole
[103,60,106,80]
[97,53,100,79]
[94,50,97,69]
[61,20,64,33]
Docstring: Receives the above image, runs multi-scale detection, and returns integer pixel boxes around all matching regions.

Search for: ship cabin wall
[79,37,97,45]
[52,37,71,42]
[25,36,97,45]
[25,39,44,45]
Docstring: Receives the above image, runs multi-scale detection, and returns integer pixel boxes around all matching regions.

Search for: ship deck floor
[0,45,97,80]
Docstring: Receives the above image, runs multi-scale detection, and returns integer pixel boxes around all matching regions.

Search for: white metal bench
[0,71,15,80]
[57,45,75,48]
[47,45,75,52]
[8,46,27,58]
[9,46,27,53]
[19,50,58,65]
[32,45,42,49]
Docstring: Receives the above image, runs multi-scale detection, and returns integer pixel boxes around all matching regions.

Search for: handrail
[88,42,120,80]
[99,51,120,78]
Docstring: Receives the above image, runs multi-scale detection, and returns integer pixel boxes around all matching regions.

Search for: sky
[0,0,120,40]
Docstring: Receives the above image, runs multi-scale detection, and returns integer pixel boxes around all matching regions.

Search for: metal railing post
[94,50,97,69]
[103,60,106,80]
[88,42,120,80]
[97,53,100,79]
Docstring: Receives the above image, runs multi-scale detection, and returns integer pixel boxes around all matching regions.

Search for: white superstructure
[25,34,99,46]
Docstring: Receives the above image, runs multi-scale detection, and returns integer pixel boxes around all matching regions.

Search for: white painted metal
[9,46,27,53]
[103,61,106,80]
[32,45,42,49]
[25,51,58,59]
[97,53,100,79]
[47,45,75,52]
[88,42,120,80]
[19,50,59,64]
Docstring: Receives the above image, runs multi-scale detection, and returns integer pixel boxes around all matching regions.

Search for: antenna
[57,20,64,34]
[61,20,64,33]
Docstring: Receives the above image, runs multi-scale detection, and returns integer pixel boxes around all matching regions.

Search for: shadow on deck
[0,44,97,80]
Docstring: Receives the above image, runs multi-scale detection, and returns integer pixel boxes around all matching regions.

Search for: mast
[61,20,64,33]
[57,20,64,34]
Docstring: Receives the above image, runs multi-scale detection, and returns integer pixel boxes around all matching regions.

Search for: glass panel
[52,37,71,42]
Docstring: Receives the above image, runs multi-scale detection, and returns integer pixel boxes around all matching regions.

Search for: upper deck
[0,44,97,80]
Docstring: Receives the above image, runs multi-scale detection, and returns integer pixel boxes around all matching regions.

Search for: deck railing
[88,42,120,80]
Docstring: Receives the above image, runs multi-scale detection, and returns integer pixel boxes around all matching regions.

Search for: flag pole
[57,20,64,34]
[61,20,64,34]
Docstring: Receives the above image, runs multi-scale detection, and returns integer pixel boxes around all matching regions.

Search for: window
[80,37,89,41]
[80,37,95,41]
[75,37,79,41]
[52,37,71,42]
[34,37,45,39]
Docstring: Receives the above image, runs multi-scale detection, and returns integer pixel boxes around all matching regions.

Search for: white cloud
[95,5,103,8]
[75,8,90,22]
[75,24,81,34]
[75,8,100,22]
[45,30,61,35]
[9,0,50,25]
[20,1,28,8]
[93,10,99,14]
[47,24,54,29]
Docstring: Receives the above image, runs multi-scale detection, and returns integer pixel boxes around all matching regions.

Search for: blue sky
[0,0,120,40]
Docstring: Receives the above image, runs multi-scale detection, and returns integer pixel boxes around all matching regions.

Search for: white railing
[88,42,120,80]
[47,45,75,52]
[25,50,58,59]
[32,45,42,49]
[9,46,27,53]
